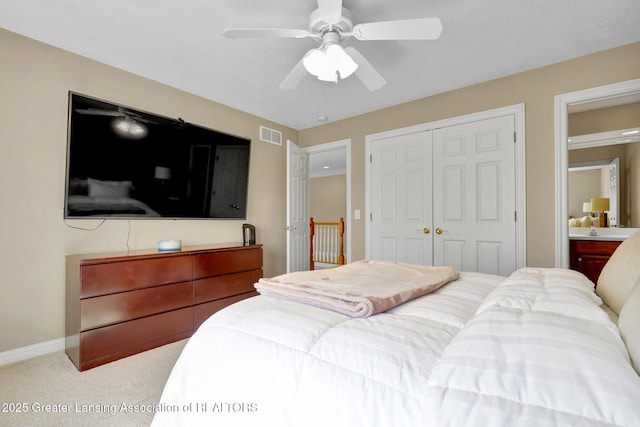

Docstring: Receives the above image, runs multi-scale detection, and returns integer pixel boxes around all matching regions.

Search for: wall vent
[260,126,282,146]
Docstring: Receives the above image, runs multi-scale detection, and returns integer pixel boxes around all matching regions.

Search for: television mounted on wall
[64,92,251,220]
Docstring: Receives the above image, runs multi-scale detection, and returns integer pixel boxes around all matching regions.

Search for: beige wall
[299,42,640,267]
[2,26,640,355]
[309,175,347,222]
[568,169,601,219]
[0,29,296,353]
[569,102,640,136]
[628,142,640,227]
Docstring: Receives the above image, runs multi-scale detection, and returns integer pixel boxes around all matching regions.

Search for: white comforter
[152,268,640,427]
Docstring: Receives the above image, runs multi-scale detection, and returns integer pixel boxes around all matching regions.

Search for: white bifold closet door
[369,114,516,276]
[369,130,434,265]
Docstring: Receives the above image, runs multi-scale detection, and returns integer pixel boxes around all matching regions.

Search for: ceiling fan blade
[317,0,343,24]
[344,47,386,91]
[280,53,311,90]
[353,17,443,40]
[223,28,313,39]
[75,108,123,117]
[133,116,158,124]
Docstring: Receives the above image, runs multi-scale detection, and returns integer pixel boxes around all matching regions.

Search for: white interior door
[369,131,433,264]
[432,115,516,275]
[286,140,309,273]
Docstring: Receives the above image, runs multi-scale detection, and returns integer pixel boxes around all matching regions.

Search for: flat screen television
[64,92,251,219]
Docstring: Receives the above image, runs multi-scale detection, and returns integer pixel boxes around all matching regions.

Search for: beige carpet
[0,339,188,427]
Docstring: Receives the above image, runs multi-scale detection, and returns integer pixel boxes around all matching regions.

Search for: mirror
[568,102,640,228]
[568,159,619,227]
[554,78,640,268]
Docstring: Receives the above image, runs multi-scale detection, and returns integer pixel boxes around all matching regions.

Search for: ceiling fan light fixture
[316,68,339,83]
[303,42,358,83]
[302,49,326,74]
[111,116,148,139]
[326,43,358,78]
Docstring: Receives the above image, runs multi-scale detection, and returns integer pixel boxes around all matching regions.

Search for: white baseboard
[0,338,65,367]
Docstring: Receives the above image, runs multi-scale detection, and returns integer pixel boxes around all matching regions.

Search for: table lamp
[590,198,610,227]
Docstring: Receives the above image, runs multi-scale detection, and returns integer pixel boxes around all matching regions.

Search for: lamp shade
[582,202,592,213]
[590,198,610,212]
[155,166,172,180]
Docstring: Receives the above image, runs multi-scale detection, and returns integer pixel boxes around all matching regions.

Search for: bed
[152,231,640,426]
[67,195,160,216]
[66,177,160,217]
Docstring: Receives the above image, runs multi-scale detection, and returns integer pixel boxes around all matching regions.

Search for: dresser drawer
[194,269,262,304]
[80,307,193,364]
[80,281,193,331]
[81,255,192,297]
[193,247,262,278]
[569,239,623,285]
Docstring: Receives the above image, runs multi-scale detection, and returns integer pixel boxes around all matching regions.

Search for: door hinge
[513,131,516,143]
[514,211,517,221]
[370,212,373,221]
[370,154,373,163]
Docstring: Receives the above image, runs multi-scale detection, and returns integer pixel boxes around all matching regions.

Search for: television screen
[65,93,251,219]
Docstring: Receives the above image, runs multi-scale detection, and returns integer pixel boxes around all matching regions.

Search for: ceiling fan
[75,107,157,139]
[75,107,155,123]
[222,0,443,91]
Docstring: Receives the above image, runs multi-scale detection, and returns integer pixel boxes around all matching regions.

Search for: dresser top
[67,243,262,264]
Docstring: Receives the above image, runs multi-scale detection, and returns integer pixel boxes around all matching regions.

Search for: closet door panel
[369,131,433,264]
[433,115,516,276]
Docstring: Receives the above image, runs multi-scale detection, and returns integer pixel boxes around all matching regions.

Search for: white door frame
[365,104,527,269]
[305,139,352,264]
[554,78,640,267]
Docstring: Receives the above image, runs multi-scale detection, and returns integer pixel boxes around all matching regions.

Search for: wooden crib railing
[309,217,345,270]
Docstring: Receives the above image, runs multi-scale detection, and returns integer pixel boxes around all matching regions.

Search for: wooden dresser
[66,243,262,371]
[569,239,622,287]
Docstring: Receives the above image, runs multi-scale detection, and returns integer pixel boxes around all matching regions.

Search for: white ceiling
[1,0,639,130]
[309,147,347,178]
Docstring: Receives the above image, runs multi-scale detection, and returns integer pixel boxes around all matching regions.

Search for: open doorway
[307,140,351,267]
[286,139,351,273]
[554,78,640,267]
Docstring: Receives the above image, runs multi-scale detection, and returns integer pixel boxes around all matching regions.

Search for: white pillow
[596,229,640,315]
[87,178,132,199]
[618,279,640,375]
[579,215,592,227]
[476,268,611,324]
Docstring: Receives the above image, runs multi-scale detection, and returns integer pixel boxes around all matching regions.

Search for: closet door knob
[423,227,430,234]
[435,228,443,235]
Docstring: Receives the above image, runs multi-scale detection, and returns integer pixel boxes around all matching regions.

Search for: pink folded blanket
[254,260,459,318]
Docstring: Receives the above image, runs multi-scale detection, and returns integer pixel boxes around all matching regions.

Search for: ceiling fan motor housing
[309,7,353,40]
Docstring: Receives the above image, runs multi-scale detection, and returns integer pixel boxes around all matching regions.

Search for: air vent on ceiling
[260,126,282,146]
